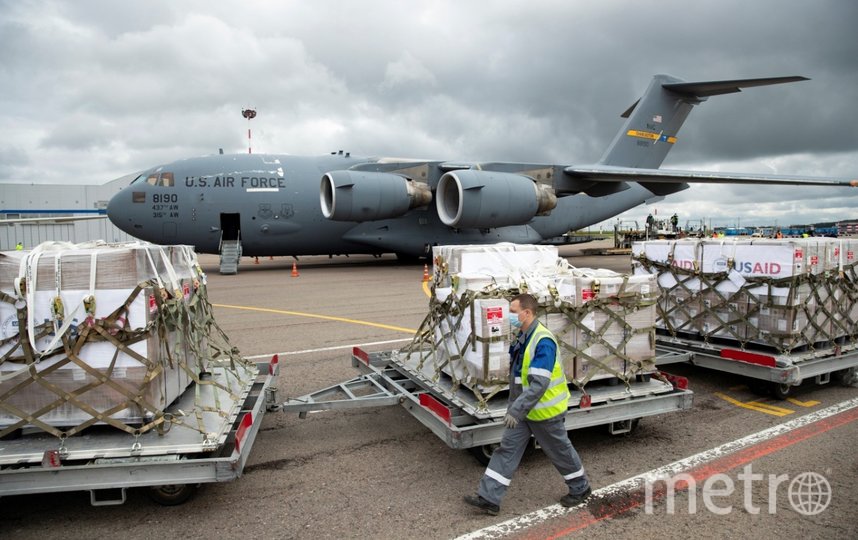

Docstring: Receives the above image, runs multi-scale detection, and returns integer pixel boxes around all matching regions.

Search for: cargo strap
[635,253,858,353]
[403,271,658,409]
[0,243,253,444]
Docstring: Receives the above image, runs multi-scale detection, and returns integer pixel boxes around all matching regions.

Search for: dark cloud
[0,0,855,226]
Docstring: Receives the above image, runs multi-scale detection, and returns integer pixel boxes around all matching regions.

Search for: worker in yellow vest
[15,242,23,251]
[464,294,591,515]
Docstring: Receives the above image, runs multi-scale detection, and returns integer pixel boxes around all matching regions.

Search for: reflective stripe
[514,377,522,384]
[522,322,569,421]
[532,390,570,411]
[564,468,585,481]
[547,377,567,390]
[528,367,552,380]
[485,468,511,486]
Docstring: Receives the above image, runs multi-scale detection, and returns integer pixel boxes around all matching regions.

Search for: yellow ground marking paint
[212,303,417,334]
[747,400,799,415]
[422,280,431,298]
[714,392,795,417]
[787,397,821,407]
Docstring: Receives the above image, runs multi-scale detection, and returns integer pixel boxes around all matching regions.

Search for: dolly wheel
[147,484,199,506]
[748,380,771,397]
[771,383,792,400]
[833,367,856,386]
[468,444,500,466]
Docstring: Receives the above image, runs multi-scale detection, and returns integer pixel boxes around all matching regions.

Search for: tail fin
[597,75,808,169]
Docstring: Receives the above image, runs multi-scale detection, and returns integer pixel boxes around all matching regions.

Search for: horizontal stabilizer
[663,76,809,97]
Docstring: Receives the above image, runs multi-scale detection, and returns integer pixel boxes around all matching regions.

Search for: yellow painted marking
[627,129,659,140]
[747,400,798,415]
[786,397,821,407]
[714,392,795,417]
[212,303,417,334]
[422,280,431,298]
[626,129,676,144]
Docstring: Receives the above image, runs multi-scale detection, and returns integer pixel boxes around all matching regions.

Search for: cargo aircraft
[107,75,857,274]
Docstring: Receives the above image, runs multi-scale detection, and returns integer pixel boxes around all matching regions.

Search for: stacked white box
[437,298,511,389]
[423,245,659,393]
[0,243,205,430]
[632,240,702,336]
[635,238,858,351]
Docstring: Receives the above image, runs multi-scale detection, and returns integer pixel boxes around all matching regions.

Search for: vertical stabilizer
[597,74,808,169]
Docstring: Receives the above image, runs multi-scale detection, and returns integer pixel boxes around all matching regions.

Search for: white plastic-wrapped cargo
[404,245,659,404]
[546,269,658,383]
[633,238,858,353]
[0,241,253,439]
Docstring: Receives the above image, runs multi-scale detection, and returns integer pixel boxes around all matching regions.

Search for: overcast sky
[2,0,857,227]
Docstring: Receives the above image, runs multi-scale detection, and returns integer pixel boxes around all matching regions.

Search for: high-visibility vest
[521,322,570,421]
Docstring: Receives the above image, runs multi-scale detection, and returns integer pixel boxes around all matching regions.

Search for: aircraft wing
[563,165,858,187]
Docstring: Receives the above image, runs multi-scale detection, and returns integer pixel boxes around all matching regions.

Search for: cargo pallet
[655,335,858,399]
[0,345,693,505]
[0,359,279,506]
[276,347,694,464]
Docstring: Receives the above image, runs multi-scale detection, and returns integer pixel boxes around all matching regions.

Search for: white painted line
[456,396,858,540]
[244,338,413,359]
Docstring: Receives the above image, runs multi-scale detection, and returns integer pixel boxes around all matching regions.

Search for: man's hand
[503,414,519,429]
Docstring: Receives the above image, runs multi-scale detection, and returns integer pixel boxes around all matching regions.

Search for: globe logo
[788,472,832,516]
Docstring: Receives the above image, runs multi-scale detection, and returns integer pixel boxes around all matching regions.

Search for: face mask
[509,312,523,329]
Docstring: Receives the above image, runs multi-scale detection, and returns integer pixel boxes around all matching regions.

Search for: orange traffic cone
[422,264,430,282]
[255,257,259,264]
[291,262,300,277]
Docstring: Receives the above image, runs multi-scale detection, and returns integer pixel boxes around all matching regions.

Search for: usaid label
[703,244,800,279]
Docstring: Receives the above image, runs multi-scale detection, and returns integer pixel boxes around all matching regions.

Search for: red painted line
[520,405,858,540]
[720,348,776,367]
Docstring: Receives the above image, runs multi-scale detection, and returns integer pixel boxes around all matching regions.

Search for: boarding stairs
[219,235,242,275]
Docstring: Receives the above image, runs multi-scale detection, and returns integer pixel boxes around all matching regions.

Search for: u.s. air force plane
[107,74,856,274]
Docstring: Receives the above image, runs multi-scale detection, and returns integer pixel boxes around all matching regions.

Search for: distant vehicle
[106,75,857,274]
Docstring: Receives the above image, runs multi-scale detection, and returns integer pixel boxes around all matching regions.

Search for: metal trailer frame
[0,358,279,505]
[276,348,694,455]
[655,336,858,398]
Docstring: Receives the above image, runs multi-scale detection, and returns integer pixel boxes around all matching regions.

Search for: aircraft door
[220,213,241,241]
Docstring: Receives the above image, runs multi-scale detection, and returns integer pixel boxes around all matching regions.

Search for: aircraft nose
[107,188,138,235]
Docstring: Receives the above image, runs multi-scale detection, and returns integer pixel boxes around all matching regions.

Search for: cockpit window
[136,172,175,187]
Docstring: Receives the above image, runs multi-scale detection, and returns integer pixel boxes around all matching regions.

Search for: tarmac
[2,240,856,539]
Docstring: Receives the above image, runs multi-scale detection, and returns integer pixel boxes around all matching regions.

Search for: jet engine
[435,170,557,228]
[321,171,432,221]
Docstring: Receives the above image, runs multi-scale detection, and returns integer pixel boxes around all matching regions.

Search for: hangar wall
[0,176,136,250]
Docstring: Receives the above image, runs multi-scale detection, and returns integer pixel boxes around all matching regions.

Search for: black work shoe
[560,486,592,507]
[464,494,500,516]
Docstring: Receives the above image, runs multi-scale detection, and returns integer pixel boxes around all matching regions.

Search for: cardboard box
[0,243,205,429]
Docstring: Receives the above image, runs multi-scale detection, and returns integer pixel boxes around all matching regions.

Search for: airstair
[219,233,242,275]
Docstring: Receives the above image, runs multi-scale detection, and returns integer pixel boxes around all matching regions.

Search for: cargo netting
[633,238,858,354]
[402,244,659,409]
[0,241,255,444]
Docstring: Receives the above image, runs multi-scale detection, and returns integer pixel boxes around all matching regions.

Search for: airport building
[0,176,136,250]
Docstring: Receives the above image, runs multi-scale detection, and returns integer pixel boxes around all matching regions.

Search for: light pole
[242,108,257,154]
